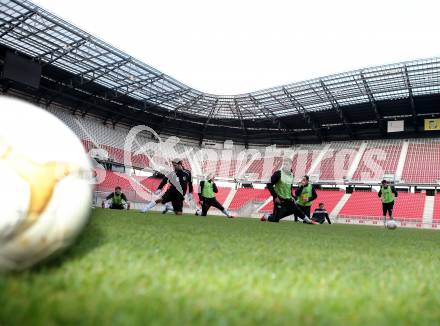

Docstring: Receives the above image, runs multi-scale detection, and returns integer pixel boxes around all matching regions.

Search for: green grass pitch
[1,209,440,325]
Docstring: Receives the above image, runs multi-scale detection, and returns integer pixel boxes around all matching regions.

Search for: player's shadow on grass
[30,220,104,273]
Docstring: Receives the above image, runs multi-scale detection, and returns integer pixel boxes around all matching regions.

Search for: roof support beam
[403,65,419,132]
[158,94,204,134]
[319,79,354,138]
[282,87,322,141]
[79,58,131,87]
[121,88,193,114]
[359,72,386,135]
[46,73,161,108]
[108,74,163,95]
[142,88,191,105]
[0,10,36,38]
[248,94,296,143]
[38,37,89,66]
[199,99,219,146]
[17,23,57,41]
[234,98,248,147]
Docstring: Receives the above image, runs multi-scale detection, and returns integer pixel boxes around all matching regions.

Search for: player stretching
[141,158,193,215]
[379,179,398,226]
[260,160,316,224]
[198,174,234,218]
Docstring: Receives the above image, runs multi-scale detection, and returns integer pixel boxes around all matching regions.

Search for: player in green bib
[295,175,318,222]
[378,179,398,226]
[102,186,130,210]
[261,159,316,224]
[198,174,234,218]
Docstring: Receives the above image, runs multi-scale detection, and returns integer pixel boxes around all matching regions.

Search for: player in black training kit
[141,158,193,215]
[311,203,332,224]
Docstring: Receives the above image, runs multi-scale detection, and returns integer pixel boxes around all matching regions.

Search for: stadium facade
[1,0,440,147]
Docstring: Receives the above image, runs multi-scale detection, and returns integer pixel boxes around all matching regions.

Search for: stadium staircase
[423,196,435,225]
[394,140,409,182]
[330,193,351,220]
[345,142,368,181]
[222,187,238,211]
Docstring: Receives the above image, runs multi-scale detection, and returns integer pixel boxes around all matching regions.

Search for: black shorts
[110,203,125,210]
[382,202,394,216]
[161,190,184,213]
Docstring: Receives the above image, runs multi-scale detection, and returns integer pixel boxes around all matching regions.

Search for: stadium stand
[433,195,440,221]
[208,187,231,205]
[95,170,153,202]
[45,107,440,186]
[312,142,361,182]
[225,188,270,211]
[339,191,426,221]
[352,140,403,182]
[402,139,440,184]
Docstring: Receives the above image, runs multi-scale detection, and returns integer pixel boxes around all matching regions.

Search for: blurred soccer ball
[0,98,92,271]
[386,220,398,230]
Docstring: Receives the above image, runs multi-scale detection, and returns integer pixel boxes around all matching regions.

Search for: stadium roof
[1,0,440,145]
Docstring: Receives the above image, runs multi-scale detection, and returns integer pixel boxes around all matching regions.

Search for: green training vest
[202,181,215,198]
[381,186,394,203]
[112,193,123,205]
[296,183,313,206]
[274,171,294,200]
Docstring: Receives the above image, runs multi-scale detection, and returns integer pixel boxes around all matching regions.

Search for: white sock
[142,201,156,213]
[303,216,311,223]
[222,209,231,217]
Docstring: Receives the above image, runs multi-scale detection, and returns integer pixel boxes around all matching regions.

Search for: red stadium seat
[402,142,440,184]
[228,188,270,211]
[339,191,425,221]
[352,142,402,182]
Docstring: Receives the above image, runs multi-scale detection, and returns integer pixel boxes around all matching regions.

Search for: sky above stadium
[35,0,440,95]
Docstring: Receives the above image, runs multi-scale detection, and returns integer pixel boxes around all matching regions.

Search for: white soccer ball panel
[0,165,30,241]
[386,220,398,230]
[0,97,92,271]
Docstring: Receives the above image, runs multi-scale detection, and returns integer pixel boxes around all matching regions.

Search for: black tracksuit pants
[201,197,225,216]
[268,198,307,223]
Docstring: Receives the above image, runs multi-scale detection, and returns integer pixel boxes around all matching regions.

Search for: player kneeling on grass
[311,203,331,224]
[379,179,398,227]
[102,186,130,210]
[260,159,316,224]
[141,158,193,215]
[295,175,318,222]
[198,174,234,218]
